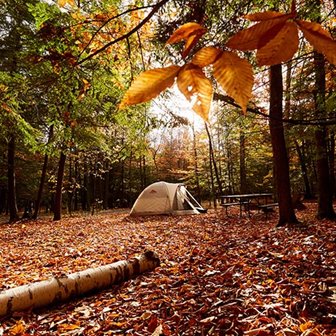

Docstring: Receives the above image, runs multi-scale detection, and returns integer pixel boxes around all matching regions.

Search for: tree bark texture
[0,251,160,317]
[7,134,19,222]
[269,65,298,226]
[313,51,336,219]
[53,152,66,221]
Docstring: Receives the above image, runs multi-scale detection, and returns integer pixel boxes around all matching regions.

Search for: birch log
[0,250,160,317]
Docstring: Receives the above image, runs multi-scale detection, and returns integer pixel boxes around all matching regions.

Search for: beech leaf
[166,22,206,45]
[296,20,336,65]
[191,46,223,67]
[257,21,299,66]
[119,65,181,108]
[244,11,288,22]
[177,64,213,120]
[213,51,253,114]
[226,14,292,51]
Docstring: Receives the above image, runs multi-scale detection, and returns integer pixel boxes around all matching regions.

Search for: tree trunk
[294,140,312,199]
[313,51,336,219]
[239,129,247,194]
[53,152,66,221]
[191,122,201,200]
[329,132,335,198]
[0,251,159,317]
[269,65,298,226]
[7,134,19,222]
[205,122,223,196]
[33,125,54,219]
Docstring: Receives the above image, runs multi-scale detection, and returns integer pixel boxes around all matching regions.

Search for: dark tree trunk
[313,51,336,219]
[329,132,335,198]
[53,152,66,221]
[239,130,247,194]
[33,125,54,219]
[205,122,223,196]
[294,140,313,199]
[191,122,201,200]
[269,65,298,226]
[7,134,19,222]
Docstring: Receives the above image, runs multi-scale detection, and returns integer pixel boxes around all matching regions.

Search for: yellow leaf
[177,64,213,120]
[8,320,26,336]
[213,51,253,114]
[226,14,292,51]
[257,21,298,66]
[244,11,289,21]
[182,32,204,58]
[191,46,222,67]
[119,65,181,108]
[297,20,336,65]
[299,321,314,332]
[58,0,76,7]
[166,22,206,45]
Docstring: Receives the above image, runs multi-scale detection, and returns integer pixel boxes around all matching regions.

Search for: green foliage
[28,2,61,29]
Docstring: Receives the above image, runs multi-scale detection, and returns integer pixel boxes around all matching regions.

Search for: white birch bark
[0,250,159,316]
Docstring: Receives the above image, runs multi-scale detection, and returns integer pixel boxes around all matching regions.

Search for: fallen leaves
[0,205,335,335]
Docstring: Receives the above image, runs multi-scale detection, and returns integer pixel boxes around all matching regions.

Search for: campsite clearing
[0,206,335,335]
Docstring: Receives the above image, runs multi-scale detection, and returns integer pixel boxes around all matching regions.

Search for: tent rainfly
[130,181,206,216]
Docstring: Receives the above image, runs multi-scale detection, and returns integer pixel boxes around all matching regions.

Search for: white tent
[130,181,206,216]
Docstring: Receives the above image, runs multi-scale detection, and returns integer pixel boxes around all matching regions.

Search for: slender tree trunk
[33,125,54,219]
[313,51,336,219]
[269,65,298,226]
[53,152,66,221]
[329,132,335,197]
[239,129,247,194]
[7,134,19,222]
[294,140,312,199]
[205,122,223,196]
[191,122,201,200]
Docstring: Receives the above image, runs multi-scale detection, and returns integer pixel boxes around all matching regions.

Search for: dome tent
[130,181,206,216]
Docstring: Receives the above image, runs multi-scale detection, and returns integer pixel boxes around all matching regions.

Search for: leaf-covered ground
[0,204,335,335]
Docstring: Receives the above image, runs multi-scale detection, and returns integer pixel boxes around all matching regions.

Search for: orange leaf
[119,65,181,108]
[191,46,222,67]
[297,20,336,65]
[213,51,253,113]
[58,0,76,7]
[166,22,207,58]
[182,32,204,58]
[257,21,299,66]
[299,321,314,332]
[177,64,213,120]
[166,22,206,45]
[226,14,292,51]
[244,11,288,21]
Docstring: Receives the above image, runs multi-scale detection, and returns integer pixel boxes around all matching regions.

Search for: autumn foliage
[0,207,335,335]
[120,2,336,120]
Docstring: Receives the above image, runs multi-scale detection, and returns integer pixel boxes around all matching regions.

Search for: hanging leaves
[177,64,213,120]
[226,6,336,66]
[213,51,253,114]
[119,65,181,108]
[166,22,207,58]
[191,46,222,67]
[256,21,299,66]
[296,20,336,65]
[226,14,292,51]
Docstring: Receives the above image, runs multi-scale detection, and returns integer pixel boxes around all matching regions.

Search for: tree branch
[77,0,170,65]
[214,93,336,126]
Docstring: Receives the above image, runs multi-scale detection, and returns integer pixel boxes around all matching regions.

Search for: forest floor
[0,203,335,335]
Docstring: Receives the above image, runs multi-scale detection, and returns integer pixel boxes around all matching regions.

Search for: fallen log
[0,250,160,317]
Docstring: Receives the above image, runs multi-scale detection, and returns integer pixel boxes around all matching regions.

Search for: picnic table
[220,193,275,216]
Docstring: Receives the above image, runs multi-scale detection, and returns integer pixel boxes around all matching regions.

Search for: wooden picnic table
[220,193,273,216]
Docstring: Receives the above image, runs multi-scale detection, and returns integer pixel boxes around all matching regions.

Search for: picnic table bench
[220,193,274,217]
